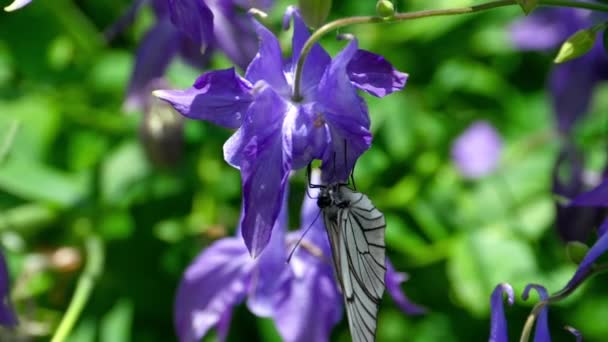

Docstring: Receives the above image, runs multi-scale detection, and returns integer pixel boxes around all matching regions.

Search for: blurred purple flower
[124,0,267,111]
[3,0,31,12]
[451,121,502,179]
[0,252,16,326]
[552,144,606,242]
[510,8,608,134]
[155,8,407,256]
[175,187,423,342]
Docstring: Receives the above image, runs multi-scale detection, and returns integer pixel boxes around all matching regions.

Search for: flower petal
[385,261,426,315]
[168,0,214,50]
[347,49,408,97]
[237,86,292,257]
[285,7,331,97]
[247,193,291,317]
[272,260,342,342]
[174,237,253,342]
[451,121,502,179]
[125,19,181,111]
[4,0,31,12]
[211,5,258,70]
[571,178,608,207]
[510,8,578,51]
[565,326,582,342]
[153,68,252,129]
[522,284,551,342]
[318,39,372,183]
[0,252,16,326]
[489,283,514,342]
[563,229,608,291]
[245,20,289,94]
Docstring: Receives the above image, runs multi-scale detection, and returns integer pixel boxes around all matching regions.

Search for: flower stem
[291,0,608,100]
[50,234,104,342]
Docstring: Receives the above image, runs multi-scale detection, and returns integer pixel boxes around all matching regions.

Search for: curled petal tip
[248,8,268,19]
[4,0,31,11]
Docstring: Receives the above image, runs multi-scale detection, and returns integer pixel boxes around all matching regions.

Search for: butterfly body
[317,183,387,342]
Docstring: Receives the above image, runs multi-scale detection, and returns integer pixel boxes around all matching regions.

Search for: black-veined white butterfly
[314,180,387,342]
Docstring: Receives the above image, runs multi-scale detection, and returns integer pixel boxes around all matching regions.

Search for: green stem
[291,0,608,100]
[50,234,104,342]
[0,120,19,165]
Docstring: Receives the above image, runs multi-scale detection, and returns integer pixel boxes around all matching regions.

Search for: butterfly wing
[324,187,387,342]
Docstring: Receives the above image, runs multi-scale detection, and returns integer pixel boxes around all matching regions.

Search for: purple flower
[124,0,266,110]
[155,8,407,256]
[3,0,31,12]
[552,144,605,241]
[510,8,608,134]
[0,252,16,326]
[451,121,502,179]
[174,186,422,342]
[489,283,552,342]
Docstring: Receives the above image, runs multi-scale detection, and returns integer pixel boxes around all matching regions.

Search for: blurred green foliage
[0,0,607,341]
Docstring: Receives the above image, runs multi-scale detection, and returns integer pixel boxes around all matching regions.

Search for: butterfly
[314,180,387,342]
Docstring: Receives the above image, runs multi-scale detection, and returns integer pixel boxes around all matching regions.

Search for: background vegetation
[0,0,607,341]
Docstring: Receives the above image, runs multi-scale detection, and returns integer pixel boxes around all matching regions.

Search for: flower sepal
[515,0,538,15]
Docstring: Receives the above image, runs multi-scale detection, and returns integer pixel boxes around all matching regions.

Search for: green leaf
[100,299,133,342]
[101,141,150,206]
[554,28,597,64]
[0,158,88,207]
[447,230,538,315]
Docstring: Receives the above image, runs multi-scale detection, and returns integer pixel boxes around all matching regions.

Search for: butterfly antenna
[286,209,322,264]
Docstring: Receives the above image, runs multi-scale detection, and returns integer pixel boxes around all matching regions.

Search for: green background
[0,0,607,341]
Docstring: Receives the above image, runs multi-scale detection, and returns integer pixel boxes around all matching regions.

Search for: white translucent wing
[324,188,386,342]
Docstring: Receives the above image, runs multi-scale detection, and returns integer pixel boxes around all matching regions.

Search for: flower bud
[298,0,332,28]
[554,29,597,64]
[376,0,395,19]
[140,95,185,168]
[566,241,589,265]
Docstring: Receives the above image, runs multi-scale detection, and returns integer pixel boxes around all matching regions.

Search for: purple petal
[4,0,31,11]
[104,0,148,42]
[510,8,579,51]
[247,194,291,317]
[168,0,214,50]
[216,308,232,342]
[153,68,252,129]
[124,19,181,111]
[347,50,408,97]
[245,20,289,94]
[211,4,258,70]
[489,283,514,342]
[571,178,608,207]
[237,87,292,257]
[318,39,372,183]
[599,217,608,236]
[563,230,608,291]
[385,261,426,315]
[451,121,502,179]
[272,259,342,342]
[0,252,16,326]
[549,55,599,134]
[522,284,551,342]
[285,7,331,97]
[174,237,253,342]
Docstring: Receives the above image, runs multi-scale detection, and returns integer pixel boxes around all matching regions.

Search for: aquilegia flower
[3,0,30,12]
[155,8,407,256]
[451,121,502,179]
[124,0,269,110]
[0,251,16,326]
[510,7,608,134]
[175,186,424,342]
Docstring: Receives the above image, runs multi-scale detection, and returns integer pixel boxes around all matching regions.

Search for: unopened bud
[141,91,184,168]
[566,241,589,265]
[376,0,395,19]
[298,0,332,28]
[554,29,597,64]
